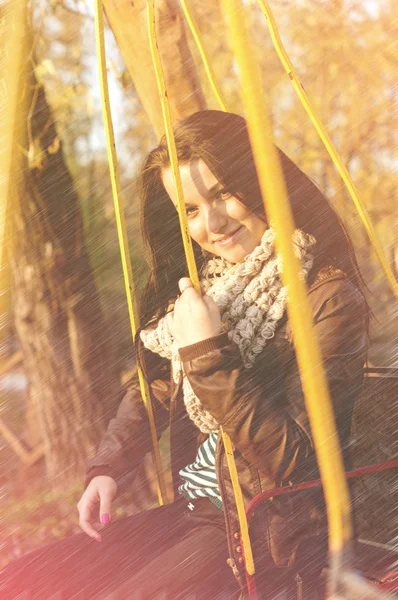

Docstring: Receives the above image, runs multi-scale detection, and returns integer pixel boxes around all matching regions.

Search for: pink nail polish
[101,513,110,524]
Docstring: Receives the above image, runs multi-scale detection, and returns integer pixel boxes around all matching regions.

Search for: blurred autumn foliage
[0,0,397,566]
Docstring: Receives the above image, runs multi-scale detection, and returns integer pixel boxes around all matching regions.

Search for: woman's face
[161,160,267,263]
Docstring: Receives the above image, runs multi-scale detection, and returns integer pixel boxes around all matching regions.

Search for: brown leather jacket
[85,268,367,592]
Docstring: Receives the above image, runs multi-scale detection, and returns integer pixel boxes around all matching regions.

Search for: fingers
[202,294,218,313]
[78,495,102,542]
[77,477,117,543]
[203,295,222,331]
[99,491,114,526]
[178,277,194,294]
[173,277,222,345]
[178,277,193,294]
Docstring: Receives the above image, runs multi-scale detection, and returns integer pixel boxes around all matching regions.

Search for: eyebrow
[208,182,223,194]
[209,181,225,195]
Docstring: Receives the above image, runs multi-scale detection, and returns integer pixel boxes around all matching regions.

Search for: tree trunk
[9,60,120,486]
[102,0,207,138]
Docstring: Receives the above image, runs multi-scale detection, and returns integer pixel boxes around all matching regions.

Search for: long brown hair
[137,110,367,329]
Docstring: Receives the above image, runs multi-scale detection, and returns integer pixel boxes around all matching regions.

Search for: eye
[186,205,198,217]
[215,189,232,201]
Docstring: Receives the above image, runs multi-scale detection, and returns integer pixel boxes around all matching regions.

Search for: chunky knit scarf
[140,228,316,433]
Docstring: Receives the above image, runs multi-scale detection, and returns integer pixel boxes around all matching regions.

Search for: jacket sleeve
[179,277,367,481]
[84,346,171,492]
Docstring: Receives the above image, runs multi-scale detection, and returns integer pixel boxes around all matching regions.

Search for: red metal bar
[243,459,398,597]
[246,459,398,520]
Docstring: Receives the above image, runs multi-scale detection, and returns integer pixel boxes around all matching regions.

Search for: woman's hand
[169,278,222,348]
[77,475,117,541]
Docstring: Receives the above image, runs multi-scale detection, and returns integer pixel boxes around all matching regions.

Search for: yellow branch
[147,0,200,292]
[147,0,255,576]
[221,0,353,591]
[0,1,27,324]
[257,0,398,301]
[180,0,228,112]
[94,0,168,506]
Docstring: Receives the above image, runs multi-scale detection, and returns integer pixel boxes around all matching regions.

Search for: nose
[205,202,228,233]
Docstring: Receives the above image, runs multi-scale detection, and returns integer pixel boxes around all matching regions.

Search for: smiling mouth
[214,226,243,246]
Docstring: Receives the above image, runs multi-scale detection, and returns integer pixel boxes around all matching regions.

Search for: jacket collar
[308,266,346,294]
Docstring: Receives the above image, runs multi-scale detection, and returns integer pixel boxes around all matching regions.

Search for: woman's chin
[214,246,249,263]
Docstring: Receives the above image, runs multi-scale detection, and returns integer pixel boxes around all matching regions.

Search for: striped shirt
[178,431,223,509]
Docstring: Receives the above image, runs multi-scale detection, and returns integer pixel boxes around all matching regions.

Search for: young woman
[1,110,368,599]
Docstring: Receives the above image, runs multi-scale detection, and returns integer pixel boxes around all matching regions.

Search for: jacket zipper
[216,433,247,592]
